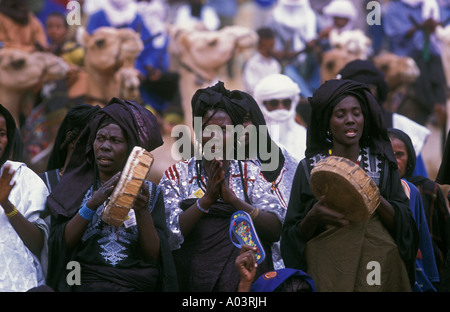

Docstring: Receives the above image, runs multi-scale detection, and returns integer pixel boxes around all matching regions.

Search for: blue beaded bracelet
[196,199,208,214]
[78,205,96,221]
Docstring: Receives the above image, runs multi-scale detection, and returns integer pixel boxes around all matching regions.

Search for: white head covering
[103,0,138,27]
[254,74,306,160]
[323,0,357,22]
[273,0,316,34]
[253,74,300,123]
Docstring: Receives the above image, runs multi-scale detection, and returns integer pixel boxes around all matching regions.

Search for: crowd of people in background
[1,0,450,293]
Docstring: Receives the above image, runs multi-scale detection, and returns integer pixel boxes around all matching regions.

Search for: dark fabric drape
[172,198,272,292]
[0,104,17,166]
[306,79,396,166]
[280,154,419,289]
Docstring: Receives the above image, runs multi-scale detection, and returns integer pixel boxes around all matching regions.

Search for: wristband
[5,206,19,218]
[78,205,96,221]
[196,199,208,214]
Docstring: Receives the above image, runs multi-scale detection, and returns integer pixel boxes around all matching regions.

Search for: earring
[326,130,332,143]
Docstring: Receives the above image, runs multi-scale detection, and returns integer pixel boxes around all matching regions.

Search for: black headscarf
[338,59,389,104]
[191,81,284,182]
[338,59,393,128]
[46,104,101,171]
[47,98,163,218]
[0,104,17,167]
[307,79,396,166]
[191,81,249,128]
[387,128,416,179]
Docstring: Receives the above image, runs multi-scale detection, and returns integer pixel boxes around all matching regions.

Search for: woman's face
[201,110,233,159]
[0,115,7,159]
[93,123,129,181]
[390,136,408,178]
[329,96,364,149]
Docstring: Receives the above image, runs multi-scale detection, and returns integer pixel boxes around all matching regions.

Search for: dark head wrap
[46,104,101,171]
[387,128,416,179]
[47,98,163,218]
[436,129,450,185]
[307,79,396,166]
[0,104,17,167]
[191,81,249,127]
[191,81,284,182]
[338,59,389,104]
[337,60,393,128]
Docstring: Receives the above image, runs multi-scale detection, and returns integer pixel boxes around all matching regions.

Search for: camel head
[115,67,141,101]
[80,26,144,73]
[171,25,258,71]
[0,48,69,90]
[372,52,420,90]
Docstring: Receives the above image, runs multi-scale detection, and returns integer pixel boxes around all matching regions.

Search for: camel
[0,48,69,126]
[169,24,258,135]
[372,52,420,115]
[320,29,372,83]
[78,27,144,106]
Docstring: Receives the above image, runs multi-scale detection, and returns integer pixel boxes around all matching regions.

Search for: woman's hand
[309,196,350,227]
[203,159,224,205]
[86,171,121,210]
[301,196,349,241]
[0,165,15,206]
[134,182,150,212]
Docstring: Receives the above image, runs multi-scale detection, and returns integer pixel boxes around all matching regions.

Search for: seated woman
[46,98,178,292]
[0,104,50,291]
[281,79,419,291]
[159,82,285,291]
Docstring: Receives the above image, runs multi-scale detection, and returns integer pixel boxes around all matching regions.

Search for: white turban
[254,74,301,103]
[254,74,300,124]
[323,0,357,21]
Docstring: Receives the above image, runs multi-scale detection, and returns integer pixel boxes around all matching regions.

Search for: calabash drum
[102,146,154,227]
[310,156,380,222]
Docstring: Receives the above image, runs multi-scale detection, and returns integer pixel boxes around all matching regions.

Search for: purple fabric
[47,98,163,218]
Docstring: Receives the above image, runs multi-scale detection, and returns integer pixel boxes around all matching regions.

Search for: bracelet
[249,207,259,220]
[196,199,208,214]
[5,206,19,219]
[78,205,96,221]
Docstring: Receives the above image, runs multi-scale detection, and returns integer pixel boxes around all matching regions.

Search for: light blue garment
[383,1,442,57]
[208,0,238,18]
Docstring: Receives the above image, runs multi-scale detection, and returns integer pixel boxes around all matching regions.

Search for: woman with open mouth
[160,81,285,292]
[281,79,420,291]
[46,98,178,292]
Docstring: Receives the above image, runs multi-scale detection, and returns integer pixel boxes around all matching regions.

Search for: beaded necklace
[328,149,361,165]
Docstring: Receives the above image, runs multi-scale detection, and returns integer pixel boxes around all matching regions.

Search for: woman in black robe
[161,82,285,291]
[46,98,178,292]
[280,79,419,291]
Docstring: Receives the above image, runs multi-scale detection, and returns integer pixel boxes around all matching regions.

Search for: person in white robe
[253,74,307,162]
[0,104,49,292]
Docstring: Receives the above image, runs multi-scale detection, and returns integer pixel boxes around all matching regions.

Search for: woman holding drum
[280,79,420,291]
[46,98,178,292]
